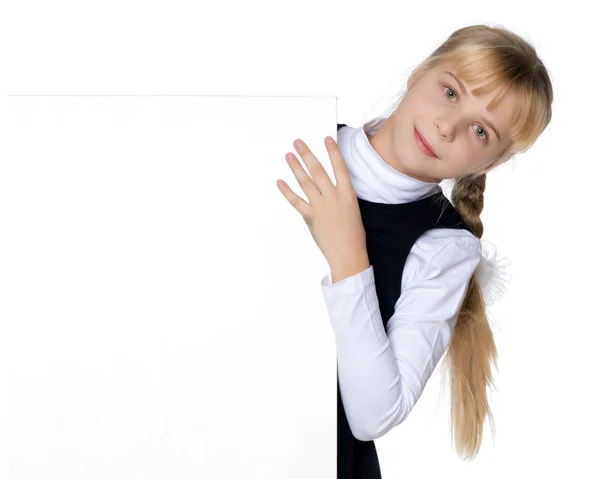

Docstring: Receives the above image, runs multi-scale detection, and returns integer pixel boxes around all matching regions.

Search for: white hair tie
[473,239,513,307]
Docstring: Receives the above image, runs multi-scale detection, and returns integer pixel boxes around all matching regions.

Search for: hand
[276,136,368,270]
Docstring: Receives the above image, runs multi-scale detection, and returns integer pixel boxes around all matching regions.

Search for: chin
[393,154,434,183]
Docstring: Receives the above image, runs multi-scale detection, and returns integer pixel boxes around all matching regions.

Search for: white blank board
[0,96,339,478]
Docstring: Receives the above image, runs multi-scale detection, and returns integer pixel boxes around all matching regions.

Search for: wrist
[330,252,370,284]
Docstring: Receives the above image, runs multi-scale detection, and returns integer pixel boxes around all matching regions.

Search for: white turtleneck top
[320,122,483,442]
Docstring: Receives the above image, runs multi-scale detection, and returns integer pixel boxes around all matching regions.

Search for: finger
[324,136,352,191]
[276,179,312,219]
[293,139,332,194]
[286,151,322,197]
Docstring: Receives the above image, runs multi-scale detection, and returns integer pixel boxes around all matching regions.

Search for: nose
[435,119,454,141]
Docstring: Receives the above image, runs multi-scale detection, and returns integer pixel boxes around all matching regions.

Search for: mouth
[414,127,438,158]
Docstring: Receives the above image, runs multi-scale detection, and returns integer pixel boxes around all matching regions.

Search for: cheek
[460,150,489,172]
[410,97,433,114]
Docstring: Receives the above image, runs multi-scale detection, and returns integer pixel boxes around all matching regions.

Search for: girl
[276,24,553,477]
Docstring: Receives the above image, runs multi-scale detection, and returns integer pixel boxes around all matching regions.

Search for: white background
[0,1,598,478]
[2,96,339,478]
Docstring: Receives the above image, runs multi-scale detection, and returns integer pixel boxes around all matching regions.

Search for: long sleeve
[320,231,482,441]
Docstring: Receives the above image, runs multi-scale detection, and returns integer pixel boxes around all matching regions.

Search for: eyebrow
[443,71,501,142]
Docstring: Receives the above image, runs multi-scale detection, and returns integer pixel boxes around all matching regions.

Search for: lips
[414,127,438,158]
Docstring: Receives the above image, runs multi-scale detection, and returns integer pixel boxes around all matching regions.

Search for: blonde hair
[364,24,554,461]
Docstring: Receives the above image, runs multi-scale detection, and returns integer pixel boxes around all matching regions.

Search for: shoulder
[403,228,481,287]
[411,228,481,263]
[424,228,481,256]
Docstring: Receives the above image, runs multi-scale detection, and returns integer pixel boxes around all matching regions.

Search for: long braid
[441,173,499,460]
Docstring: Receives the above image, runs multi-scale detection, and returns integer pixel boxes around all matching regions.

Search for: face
[368,61,517,183]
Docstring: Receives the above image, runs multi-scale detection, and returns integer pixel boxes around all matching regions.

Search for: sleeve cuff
[320,265,374,290]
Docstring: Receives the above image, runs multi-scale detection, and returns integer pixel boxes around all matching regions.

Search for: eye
[444,85,458,101]
[443,86,489,142]
[472,124,488,141]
